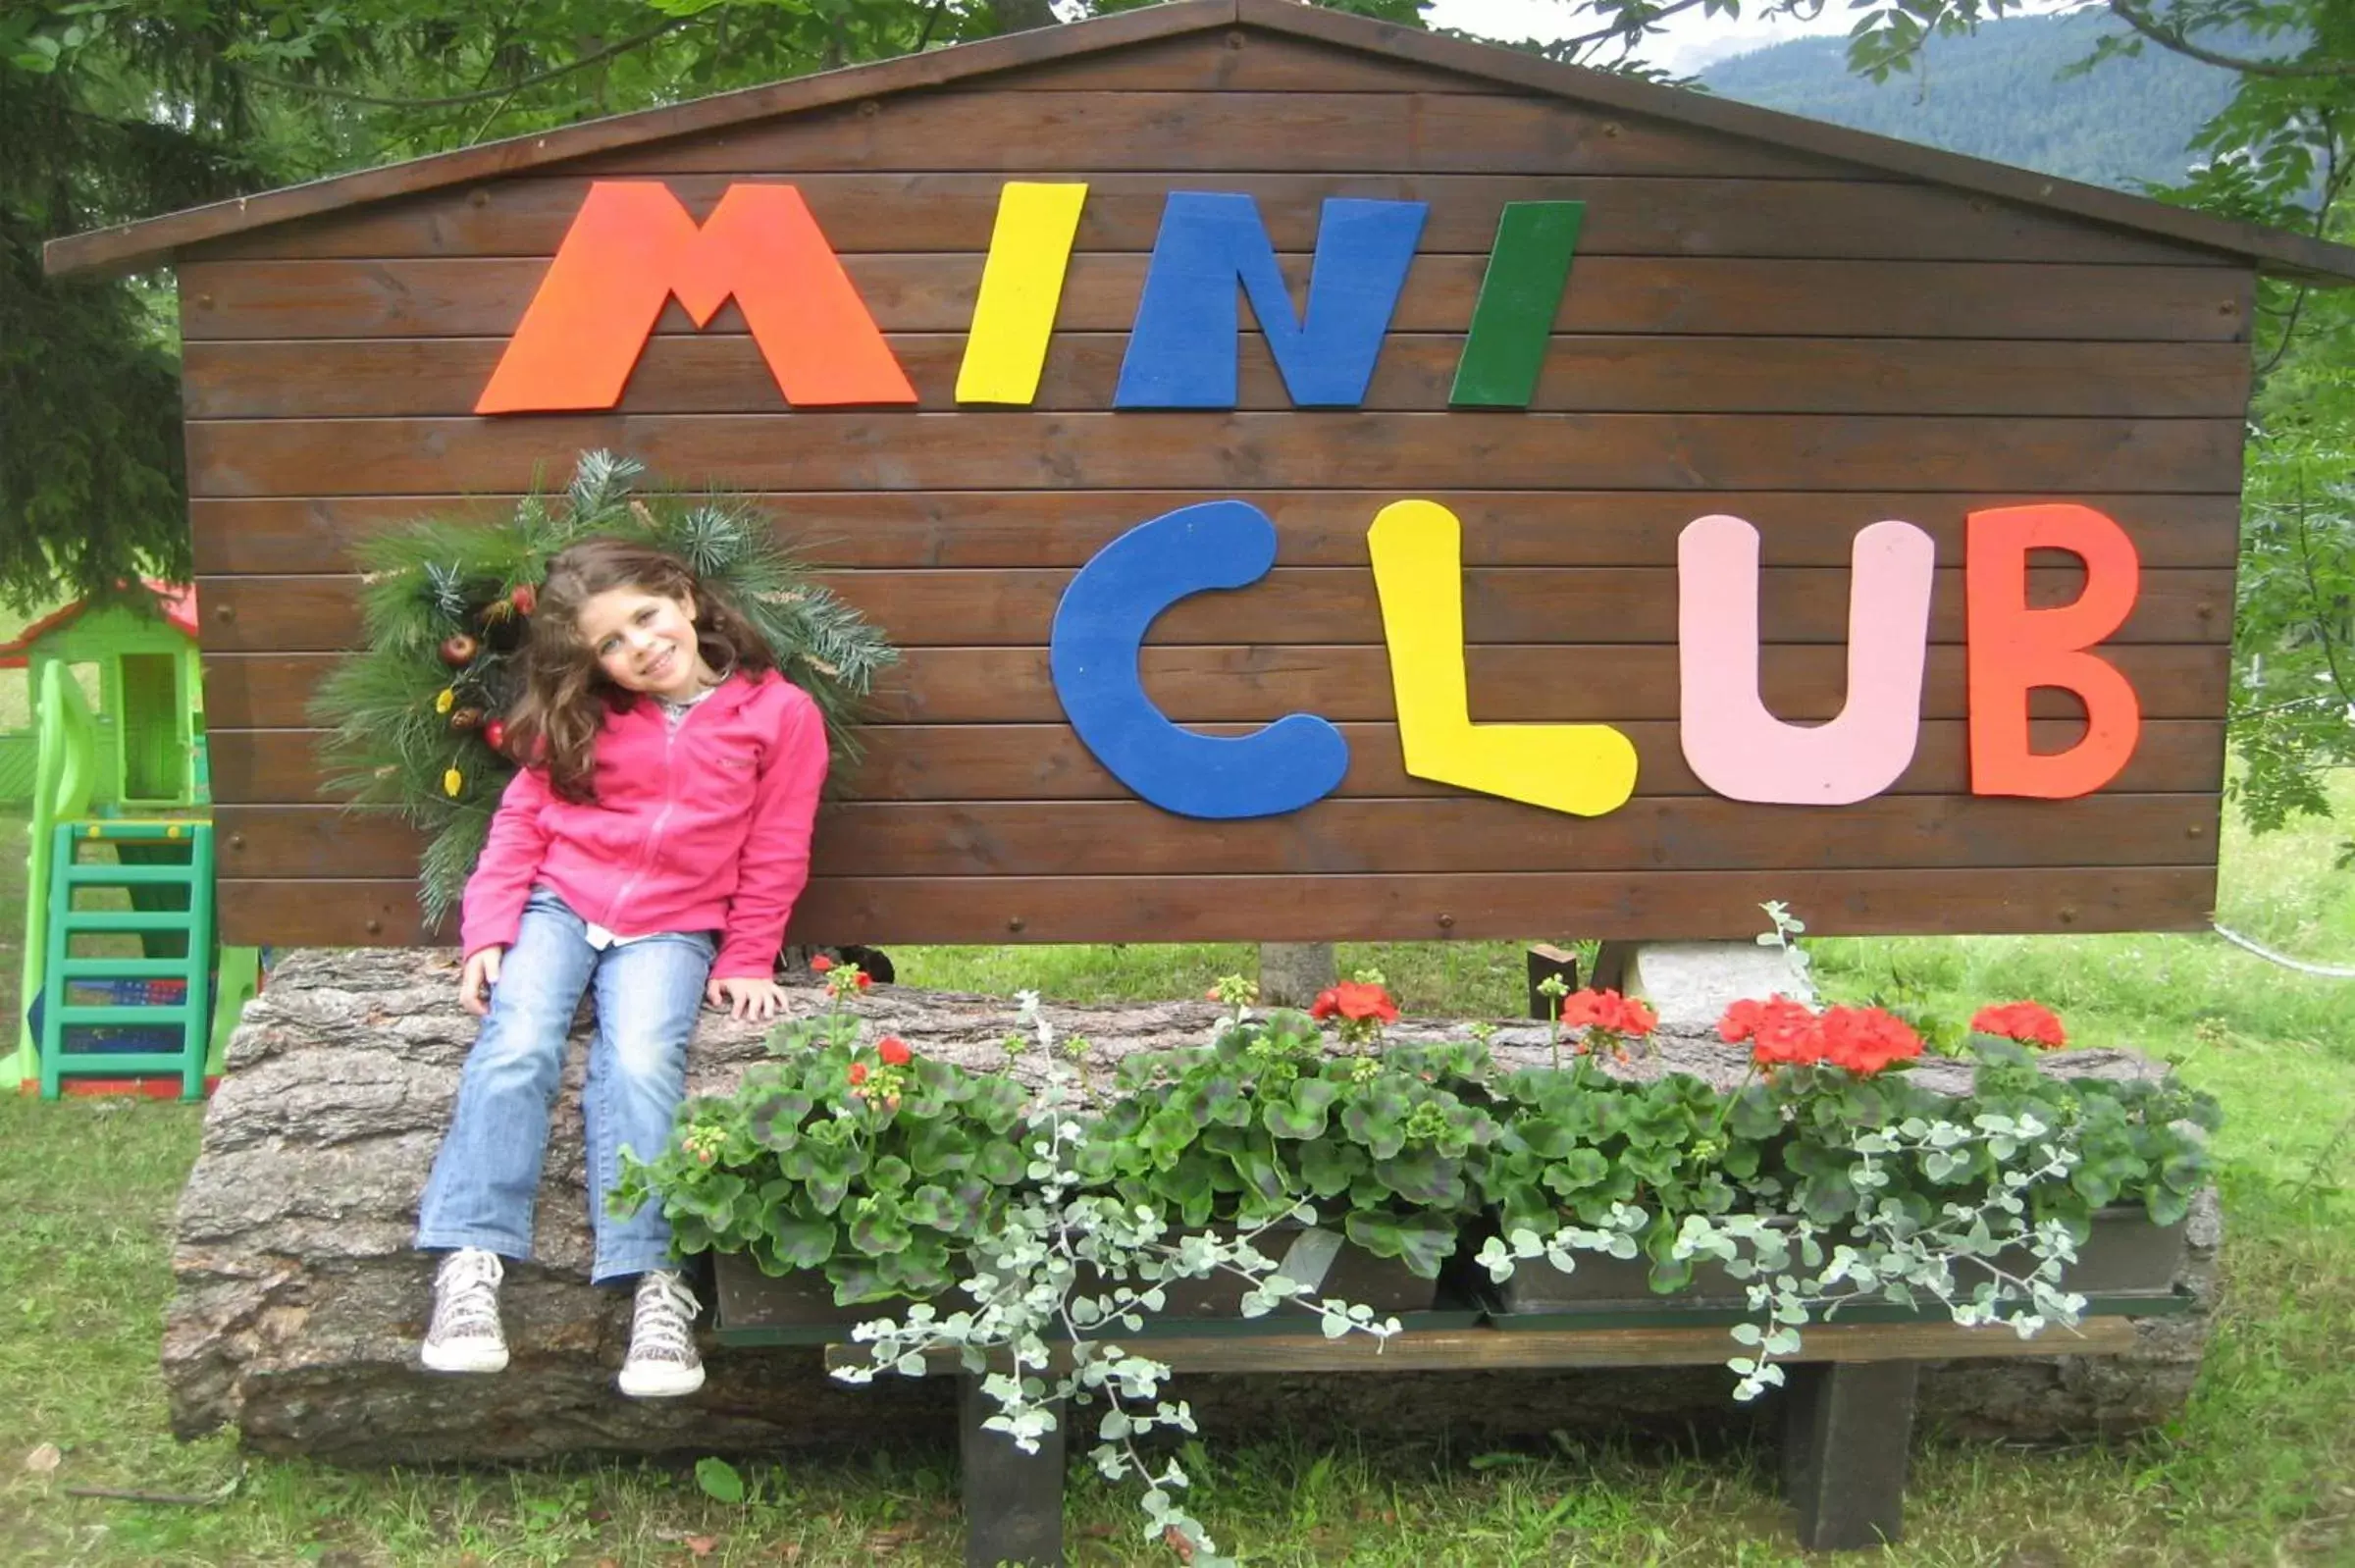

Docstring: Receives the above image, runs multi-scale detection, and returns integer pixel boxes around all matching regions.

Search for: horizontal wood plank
[189,492,2245,575]
[177,255,2250,342]
[199,643,2228,730]
[199,720,2225,803]
[190,171,2237,268]
[184,413,2245,497]
[216,794,2220,879]
[814,1315,2143,1372]
[215,864,2219,946]
[569,91,1858,181]
[181,334,2252,420]
[191,566,2231,653]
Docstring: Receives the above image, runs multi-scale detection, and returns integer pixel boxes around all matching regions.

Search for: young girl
[414,538,830,1398]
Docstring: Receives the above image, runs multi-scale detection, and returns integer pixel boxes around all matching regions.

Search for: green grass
[2,786,2352,1564]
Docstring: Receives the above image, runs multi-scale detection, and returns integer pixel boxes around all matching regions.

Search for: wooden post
[960,1373,1066,1568]
[1781,1360,1918,1550]
[1589,941,1633,993]
[1525,943,1579,1017]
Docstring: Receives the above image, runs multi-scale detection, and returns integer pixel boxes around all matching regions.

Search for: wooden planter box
[707,1255,899,1343]
[1143,1225,1441,1319]
[706,1223,1450,1343]
[1492,1207,2187,1317]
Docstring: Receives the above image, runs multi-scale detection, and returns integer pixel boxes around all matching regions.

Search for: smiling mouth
[642,648,674,681]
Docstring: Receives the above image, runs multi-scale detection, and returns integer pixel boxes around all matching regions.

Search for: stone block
[1624,941,1812,1033]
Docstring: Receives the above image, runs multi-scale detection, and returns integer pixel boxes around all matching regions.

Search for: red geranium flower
[1554,989,1657,1056]
[1310,981,1398,1023]
[1560,989,1658,1036]
[1970,1000,2067,1049]
[1557,989,1604,1029]
[810,955,834,973]
[1816,1005,1923,1075]
[847,1061,868,1084]
[1718,996,1824,1068]
[854,970,873,990]
[876,1036,912,1066]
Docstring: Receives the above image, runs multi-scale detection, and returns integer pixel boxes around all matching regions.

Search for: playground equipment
[5,585,259,1099]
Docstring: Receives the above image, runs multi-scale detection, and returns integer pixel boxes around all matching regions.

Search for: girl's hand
[459,946,504,1016]
[706,974,787,1023]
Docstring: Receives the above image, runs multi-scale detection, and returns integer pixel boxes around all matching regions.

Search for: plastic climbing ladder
[38,820,217,1100]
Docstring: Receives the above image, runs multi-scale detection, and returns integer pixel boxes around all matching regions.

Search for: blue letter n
[1114,192,1428,409]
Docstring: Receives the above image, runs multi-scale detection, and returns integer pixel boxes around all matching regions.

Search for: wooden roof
[47,0,2355,284]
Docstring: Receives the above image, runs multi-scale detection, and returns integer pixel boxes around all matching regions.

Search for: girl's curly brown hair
[503,537,775,803]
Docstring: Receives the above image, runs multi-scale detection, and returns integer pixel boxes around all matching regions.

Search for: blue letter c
[1049,500,1349,819]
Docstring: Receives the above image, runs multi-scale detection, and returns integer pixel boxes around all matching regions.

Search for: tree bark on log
[166,949,2220,1465]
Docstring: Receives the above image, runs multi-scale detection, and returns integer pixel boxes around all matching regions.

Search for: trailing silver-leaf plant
[834,991,1403,1568]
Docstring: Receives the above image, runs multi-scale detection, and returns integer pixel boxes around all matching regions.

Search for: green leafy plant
[613,961,1028,1305]
[1477,976,2222,1394]
[1080,977,1498,1280]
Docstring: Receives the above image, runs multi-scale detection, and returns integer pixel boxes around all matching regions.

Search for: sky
[1421,0,1865,75]
[1422,0,2078,77]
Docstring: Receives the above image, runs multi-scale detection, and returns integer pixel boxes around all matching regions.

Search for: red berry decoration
[483,718,507,751]
[438,633,480,667]
[509,583,537,616]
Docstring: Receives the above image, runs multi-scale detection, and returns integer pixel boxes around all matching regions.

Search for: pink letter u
[1677,514,1935,806]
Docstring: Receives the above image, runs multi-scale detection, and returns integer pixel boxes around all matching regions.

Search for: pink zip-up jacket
[459,669,829,978]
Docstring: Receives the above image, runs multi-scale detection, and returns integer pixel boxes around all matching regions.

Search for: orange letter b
[1966,503,2142,799]
[476,182,916,413]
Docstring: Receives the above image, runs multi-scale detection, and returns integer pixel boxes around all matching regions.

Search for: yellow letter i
[956,182,1089,405]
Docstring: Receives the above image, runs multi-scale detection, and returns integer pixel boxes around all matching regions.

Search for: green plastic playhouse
[3,583,259,1099]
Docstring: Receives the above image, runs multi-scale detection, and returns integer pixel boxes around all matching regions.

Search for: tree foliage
[1,6,261,607]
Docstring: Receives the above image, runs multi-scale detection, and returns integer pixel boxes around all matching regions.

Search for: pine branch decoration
[310,450,899,929]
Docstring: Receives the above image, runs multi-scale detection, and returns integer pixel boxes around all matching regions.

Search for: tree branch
[2105,0,2354,79]
[232,17,696,109]
[1562,0,1711,62]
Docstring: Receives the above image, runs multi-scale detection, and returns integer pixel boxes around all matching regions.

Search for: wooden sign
[115,6,2316,947]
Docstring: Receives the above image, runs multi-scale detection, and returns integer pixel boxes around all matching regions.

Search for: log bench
[169,953,2220,1471]
[703,1289,2192,1562]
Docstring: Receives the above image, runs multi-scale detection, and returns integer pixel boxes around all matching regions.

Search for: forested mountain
[1699,10,2243,192]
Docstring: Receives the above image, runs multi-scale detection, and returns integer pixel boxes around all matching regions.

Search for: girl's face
[575,586,710,701]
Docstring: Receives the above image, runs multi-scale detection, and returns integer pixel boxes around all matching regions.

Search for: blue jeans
[416,889,714,1283]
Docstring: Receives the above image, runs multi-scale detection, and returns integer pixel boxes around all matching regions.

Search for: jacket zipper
[605,696,701,932]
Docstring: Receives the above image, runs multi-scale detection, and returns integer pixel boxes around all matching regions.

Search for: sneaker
[618,1269,706,1398]
[421,1247,509,1374]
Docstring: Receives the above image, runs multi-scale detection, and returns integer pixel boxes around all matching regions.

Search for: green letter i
[1448,201,1583,408]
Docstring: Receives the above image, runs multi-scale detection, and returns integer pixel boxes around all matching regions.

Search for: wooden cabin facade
[50,0,2355,950]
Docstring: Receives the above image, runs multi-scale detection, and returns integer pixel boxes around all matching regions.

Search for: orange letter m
[475,182,916,413]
